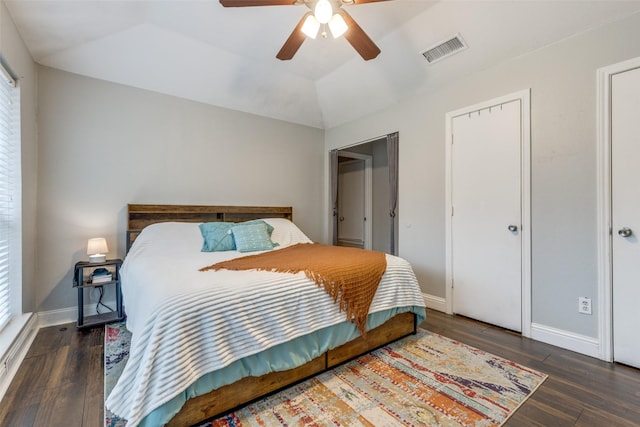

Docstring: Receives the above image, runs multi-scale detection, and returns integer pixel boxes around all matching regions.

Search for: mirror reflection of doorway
[330,132,398,254]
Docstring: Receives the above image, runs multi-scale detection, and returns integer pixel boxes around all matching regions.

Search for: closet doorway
[330,132,399,254]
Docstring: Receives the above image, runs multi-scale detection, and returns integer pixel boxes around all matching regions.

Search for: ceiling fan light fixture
[301,14,320,39]
[328,13,348,38]
[221,0,382,61]
[314,0,333,24]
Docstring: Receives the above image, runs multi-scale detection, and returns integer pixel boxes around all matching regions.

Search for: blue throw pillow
[243,219,275,236]
[232,222,275,253]
[199,222,236,252]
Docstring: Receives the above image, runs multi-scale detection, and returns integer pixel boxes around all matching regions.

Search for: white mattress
[105,219,425,426]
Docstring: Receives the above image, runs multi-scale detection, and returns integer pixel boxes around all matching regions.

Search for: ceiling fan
[219,0,388,61]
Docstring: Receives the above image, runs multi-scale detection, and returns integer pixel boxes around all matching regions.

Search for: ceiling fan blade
[219,0,296,7]
[337,9,381,61]
[276,13,309,60]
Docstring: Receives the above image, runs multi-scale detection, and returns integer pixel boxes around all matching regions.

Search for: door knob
[618,227,633,238]
[508,225,518,232]
[339,216,344,222]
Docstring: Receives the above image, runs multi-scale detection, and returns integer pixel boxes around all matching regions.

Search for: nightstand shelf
[78,311,121,328]
[73,259,125,329]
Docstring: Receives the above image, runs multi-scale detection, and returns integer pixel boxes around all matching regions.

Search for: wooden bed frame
[126,204,293,252]
[125,204,418,427]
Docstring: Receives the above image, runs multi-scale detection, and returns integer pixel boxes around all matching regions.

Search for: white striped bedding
[105,220,426,426]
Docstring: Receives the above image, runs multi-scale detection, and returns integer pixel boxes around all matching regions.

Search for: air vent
[421,34,468,64]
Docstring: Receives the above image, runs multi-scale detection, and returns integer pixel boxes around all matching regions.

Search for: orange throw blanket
[200,243,387,336]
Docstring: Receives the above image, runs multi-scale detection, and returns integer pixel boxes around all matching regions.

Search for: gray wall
[325,12,640,339]
[36,67,324,313]
[370,139,390,254]
[1,1,38,314]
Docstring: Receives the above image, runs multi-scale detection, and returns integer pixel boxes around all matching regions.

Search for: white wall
[0,1,38,314]
[36,67,324,312]
[325,13,640,340]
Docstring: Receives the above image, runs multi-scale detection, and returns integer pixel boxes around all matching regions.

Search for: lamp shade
[328,13,348,38]
[301,14,320,39]
[87,237,108,263]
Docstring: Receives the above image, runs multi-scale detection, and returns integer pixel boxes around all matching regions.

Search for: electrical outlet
[578,297,592,315]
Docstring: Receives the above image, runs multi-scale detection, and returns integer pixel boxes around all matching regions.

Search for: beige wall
[36,67,324,312]
[325,12,640,339]
[1,1,38,314]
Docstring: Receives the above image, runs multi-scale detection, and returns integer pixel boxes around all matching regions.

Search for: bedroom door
[611,65,640,368]
[447,92,530,333]
[337,153,372,249]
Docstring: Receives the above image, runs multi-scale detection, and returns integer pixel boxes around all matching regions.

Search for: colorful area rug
[105,323,546,426]
[105,323,129,427]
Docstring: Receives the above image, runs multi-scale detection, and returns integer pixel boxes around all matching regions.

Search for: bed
[106,204,427,426]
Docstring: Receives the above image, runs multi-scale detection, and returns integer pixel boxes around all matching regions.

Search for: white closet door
[451,100,522,332]
[611,66,640,368]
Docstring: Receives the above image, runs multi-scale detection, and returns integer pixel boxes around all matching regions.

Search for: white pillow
[262,218,313,247]
[131,222,203,255]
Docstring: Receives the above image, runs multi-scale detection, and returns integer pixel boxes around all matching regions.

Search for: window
[0,61,21,331]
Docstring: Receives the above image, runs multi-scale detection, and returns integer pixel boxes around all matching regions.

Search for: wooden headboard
[127,204,293,252]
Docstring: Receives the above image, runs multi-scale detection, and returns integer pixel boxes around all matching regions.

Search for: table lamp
[87,237,108,263]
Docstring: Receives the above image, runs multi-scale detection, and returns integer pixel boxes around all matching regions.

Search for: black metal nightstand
[73,259,125,328]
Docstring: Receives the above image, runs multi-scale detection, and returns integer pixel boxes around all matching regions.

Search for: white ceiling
[6,0,640,129]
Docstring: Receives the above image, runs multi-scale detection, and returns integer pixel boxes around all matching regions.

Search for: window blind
[0,62,20,331]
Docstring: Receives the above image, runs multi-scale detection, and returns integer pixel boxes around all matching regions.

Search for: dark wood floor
[0,324,104,427]
[424,310,640,426]
[1,309,639,426]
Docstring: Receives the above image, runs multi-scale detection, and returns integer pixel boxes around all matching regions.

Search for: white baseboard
[531,322,600,359]
[420,297,601,359]
[38,300,118,328]
[0,313,39,402]
[423,293,447,312]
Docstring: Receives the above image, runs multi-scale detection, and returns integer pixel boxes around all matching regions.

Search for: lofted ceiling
[5,0,640,129]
